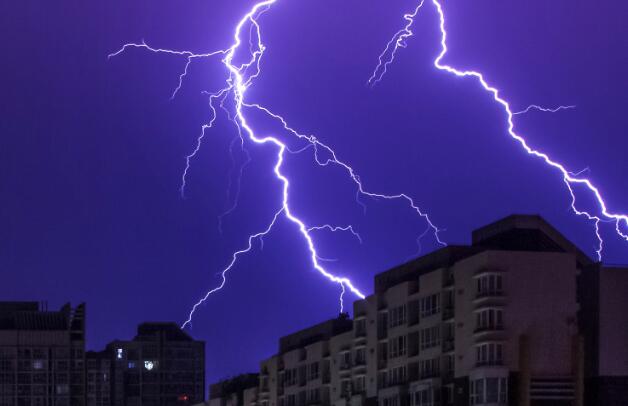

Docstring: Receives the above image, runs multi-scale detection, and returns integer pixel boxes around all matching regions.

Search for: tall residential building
[208,215,628,406]
[106,323,205,406]
[0,302,86,406]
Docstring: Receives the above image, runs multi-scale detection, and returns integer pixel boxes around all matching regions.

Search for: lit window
[116,349,123,359]
[128,362,135,369]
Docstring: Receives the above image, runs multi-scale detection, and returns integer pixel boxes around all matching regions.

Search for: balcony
[473,324,505,336]
[475,360,504,367]
[476,290,505,299]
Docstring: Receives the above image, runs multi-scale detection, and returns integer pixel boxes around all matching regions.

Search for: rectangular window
[476,343,503,366]
[476,309,504,331]
[389,305,407,328]
[420,294,441,318]
[470,377,508,405]
[477,274,503,296]
[419,326,441,350]
[308,362,319,380]
[419,358,439,379]
[388,366,407,386]
[353,376,365,393]
[388,335,407,358]
[412,387,439,406]
[354,348,366,365]
[355,318,367,337]
[306,388,320,403]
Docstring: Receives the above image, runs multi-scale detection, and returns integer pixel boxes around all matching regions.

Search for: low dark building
[106,323,204,406]
[209,374,259,406]
[0,302,86,406]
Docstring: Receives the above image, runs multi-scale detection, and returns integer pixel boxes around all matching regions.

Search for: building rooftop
[0,302,84,331]
[279,313,353,354]
[209,373,259,400]
[375,214,594,293]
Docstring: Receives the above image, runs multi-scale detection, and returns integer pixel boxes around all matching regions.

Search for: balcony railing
[476,359,504,367]
[475,290,505,300]
[473,324,504,334]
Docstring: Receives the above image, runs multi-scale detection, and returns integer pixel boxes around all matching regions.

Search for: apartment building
[0,302,86,406]
[106,323,205,406]
[207,374,258,406]
[208,215,628,406]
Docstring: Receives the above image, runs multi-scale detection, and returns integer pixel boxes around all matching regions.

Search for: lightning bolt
[367,0,426,87]
[110,0,446,328]
[513,104,577,115]
[372,0,628,260]
[307,225,363,244]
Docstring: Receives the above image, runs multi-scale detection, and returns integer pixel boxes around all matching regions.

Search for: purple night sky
[1,0,627,384]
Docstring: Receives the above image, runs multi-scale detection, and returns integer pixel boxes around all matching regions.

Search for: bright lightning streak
[368,0,426,87]
[244,102,445,246]
[308,225,363,244]
[513,104,577,115]
[113,0,394,328]
[373,0,628,260]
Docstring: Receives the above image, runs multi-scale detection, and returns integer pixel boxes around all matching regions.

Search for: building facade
[106,323,205,406]
[0,302,86,406]
[208,215,628,406]
[85,351,110,406]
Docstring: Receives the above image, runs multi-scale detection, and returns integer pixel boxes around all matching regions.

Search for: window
[470,377,508,405]
[443,354,454,375]
[355,318,367,337]
[388,335,407,358]
[476,343,503,366]
[354,348,366,365]
[283,368,297,386]
[116,349,123,359]
[353,376,365,393]
[412,387,440,406]
[340,379,351,397]
[377,371,387,389]
[388,366,407,386]
[419,326,440,350]
[419,358,439,379]
[340,352,351,370]
[127,362,136,369]
[381,396,399,406]
[143,360,158,371]
[477,274,503,297]
[420,294,440,318]
[389,305,407,328]
[308,362,319,380]
[476,309,503,331]
[306,388,320,403]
